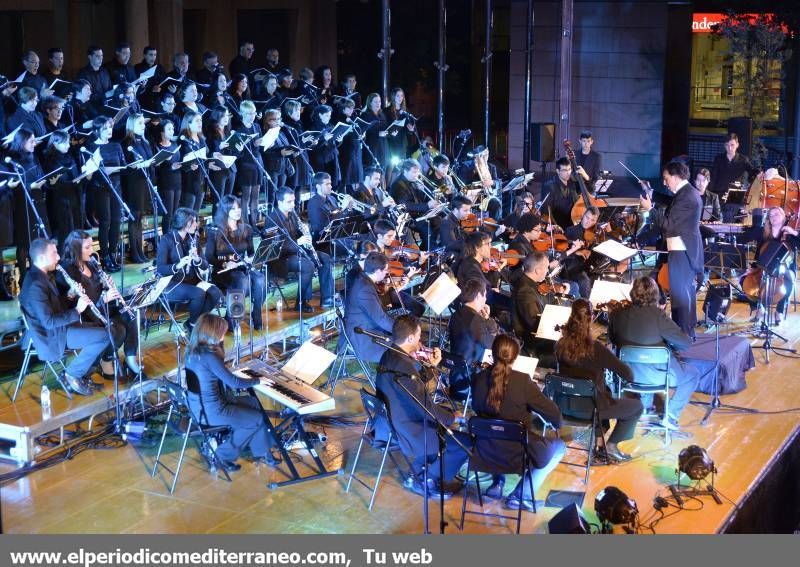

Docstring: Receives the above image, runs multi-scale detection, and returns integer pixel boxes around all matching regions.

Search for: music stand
[317,214,366,266]
[252,228,285,362]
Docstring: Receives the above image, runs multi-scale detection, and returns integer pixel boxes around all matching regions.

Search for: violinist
[344,251,396,363]
[368,220,427,317]
[562,207,600,298]
[502,194,535,236]
[439,195,472,256]
[456,231,510,312]
[389,158,442,250]
[540,157,580,230]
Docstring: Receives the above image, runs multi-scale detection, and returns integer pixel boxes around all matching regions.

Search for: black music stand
[253,228,285,362]
[317,214,365,267]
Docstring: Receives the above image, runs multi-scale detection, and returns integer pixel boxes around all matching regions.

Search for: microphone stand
[270,212,315,343]
[93,152,135,291]
[239,132,278,219]
[128,146,167,262]
[3,161,50,239]
[352,120,382,169]
[183,137,222,205]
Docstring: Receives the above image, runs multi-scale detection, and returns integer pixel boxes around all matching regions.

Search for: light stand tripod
[753,271,796,362]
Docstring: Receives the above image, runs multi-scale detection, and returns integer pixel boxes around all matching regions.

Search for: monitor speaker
[226,289,246,320]
[548,503,590,534]
[530,122,555,163]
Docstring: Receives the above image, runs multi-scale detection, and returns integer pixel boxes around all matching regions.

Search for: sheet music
[182,147,208,163]
[592,239,637,262]
[589,279,632,306]
[594,179,613,194]
[535,304,571,341]
[281,341,337,385]
[138,276,174,308]
[481,351,540,378]
[419,272,461,315]
[258,126,281,150]
[136,65,157,83]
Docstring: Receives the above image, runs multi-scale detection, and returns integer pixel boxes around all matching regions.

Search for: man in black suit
[19,239,110,396]
[540,157,580,230]
[6,87,46,138]
[709,133,758,222]
[608,276,700,430]
[229,41,256,78]
[344,252,395,363]
[376,315,468,498]
[389,158,442,250]
[640,160,704,338]
[439,195,471,257]
[306,171,354,243]
[574,130,602,190]
[77,46,112,112]
[352,166,391,215]
[106,43,138,86]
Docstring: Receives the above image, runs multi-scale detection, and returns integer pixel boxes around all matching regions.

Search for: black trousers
[48,187,81,252]
[192,392,276,461]
[160,186,182,235]
[180,170,203,213]
[125,179,149,260]
[163,282,223,325]
[272,252,334,304]
[668,250,698,338]
[13,188,50,282]
[412,430,471,482]
[93,184,121,259]
[599,396,644,444]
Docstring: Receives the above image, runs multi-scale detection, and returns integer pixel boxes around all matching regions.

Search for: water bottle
[41,384,51,419]
[275,298,283,315]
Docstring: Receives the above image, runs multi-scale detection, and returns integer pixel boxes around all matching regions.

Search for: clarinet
[55,265,108,325]
[291,211,323,270]
[88,256,136,321]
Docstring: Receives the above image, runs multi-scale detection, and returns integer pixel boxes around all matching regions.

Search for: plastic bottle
[41,384,51,418]
[275,298,283,315]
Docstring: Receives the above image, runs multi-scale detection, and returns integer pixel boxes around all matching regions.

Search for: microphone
[3,156,20,167]
[127,146,143,161]
[353,327,391,343]
[79,146,93,155]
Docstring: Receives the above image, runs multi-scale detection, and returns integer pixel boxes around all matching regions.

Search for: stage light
[678,445,715,481]
[390,156,401,166]
[594,486,638,530]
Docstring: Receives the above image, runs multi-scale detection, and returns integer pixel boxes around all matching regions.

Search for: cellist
[540,157,580,230]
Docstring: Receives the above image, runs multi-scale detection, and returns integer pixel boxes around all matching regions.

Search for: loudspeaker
[530,122,555,163]
[548,503,590,534]
[702,283,732,323]
[226,289,246,320]
[728,116,753,157]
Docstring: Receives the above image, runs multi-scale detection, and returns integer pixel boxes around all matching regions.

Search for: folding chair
[618,345,672,446]
[12,313,73,402]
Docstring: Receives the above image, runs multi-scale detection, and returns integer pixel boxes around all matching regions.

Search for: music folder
[33,166,66,186]
[419,272,461,315]
[535,304,572,341]
[329,122,352,139]
[589,279,632,307]
[151,147,179,167]
[385,118,406,137]
[281,341,337,385]
[482,350,540,379]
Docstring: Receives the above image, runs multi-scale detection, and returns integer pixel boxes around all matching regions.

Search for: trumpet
[332,191,375,214]
[88,256,136,321]
[55,265,108,325]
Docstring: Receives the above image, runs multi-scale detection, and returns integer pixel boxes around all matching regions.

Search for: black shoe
[62,372,93,396]
[483,476,505,499]
[589,447,613,466]
[404,477,454,500]
[290,302,314,313]
[606,446,633,462]
[220,460,241,472]
[252,315,263,331]
[102,256,121,273]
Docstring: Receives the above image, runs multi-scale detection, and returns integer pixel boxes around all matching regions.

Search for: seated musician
[265,186,334,312]
[471,334,565,510]
[561,206,600,298]
[453,146,502,218]
[205,196,267,330]
[608,276,700,429]
[511,252,570,367]
[376,315,469,499]
[344,252,395,363]
[389,158,442,250]
[352,165,393,214]
[439,195,472,257]
[695,168,721,222]
[156,208,223,334]
[58,230,144,379]
[307,171,354,244]
[20,238,111,396]
[427,154,456,201]
[502,194,536,238]
[456,231,510,312]
[448,279,500,398]
[185,313,279,472]
[540,157,580,230]
[555,299,643,463]
[740,206,799,325]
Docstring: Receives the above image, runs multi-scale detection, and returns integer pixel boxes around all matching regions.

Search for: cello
[565,139,607,224]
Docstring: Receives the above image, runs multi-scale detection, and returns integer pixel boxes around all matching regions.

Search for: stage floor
[2,295,800,534]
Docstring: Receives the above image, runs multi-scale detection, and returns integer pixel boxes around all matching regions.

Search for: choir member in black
[20,239,110,396]
[261,74,283,110]
[389,158,442,250]
[694,167,721,222]
[6,87,46,138]
[740,206,799,324]
[540,157,579,230]
[261,109,295,193]
[276,69,295,99]
[152,119,182,234]
[18,50,51,96]
[106,43,137,86]
[122,113,154,263]
[153,92,180,134]
[314,66,334,106]
[156,207,222,333]
[77,46,112,113]
[608,276,700,428]
[177,111,206,212]
[195,51,220,87]
[265,48,290,76]
[376,315,468,498]
[227,74,251,109]
[134,46,167,111]
[511,252,570,366]
[574,130,602,189]
[335,98,363,191]
[205,196,267,330]
[108,82,140,140]
[58,230,143,378]
[297,67,317,118]
[7,128,51,281]
[344,251,395,363]
[229,41,255,78]
[84,116,126,272]
[639,161,704,338]
[185,313,278,472]
[208,70,232,112]
[42,48,68,87]
[0,162,16,265]
[471,334,566,509]
[448,279,500,398]
[386,87,415,161]
[335,73,362,110]
[359,93,390,169]
[204,107,237,204]
[40,130,80,251]
[439,195,472,257]
[307,171,354,243]
[234,100,265,228]
[307,104,341,186]
[266,186,335,311]
[70,80,98,131]
[709,133,759,222]
[281,99,313,199]
[41,96,67,133]
[555,299,643,462]
[168,53,193,85]
[176,81,206,119]
[352,166,391,213]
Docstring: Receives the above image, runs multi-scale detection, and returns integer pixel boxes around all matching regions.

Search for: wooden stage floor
[1,293,799,534]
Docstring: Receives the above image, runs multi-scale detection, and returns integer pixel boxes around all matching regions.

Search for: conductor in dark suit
[376,315,469,498]
[19,239,110,396]
[608,276,700,429]
[640,160,704,338]
[344,252,395,363]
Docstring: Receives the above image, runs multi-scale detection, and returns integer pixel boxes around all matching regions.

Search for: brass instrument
[447,167,468,191]
[55,265,108,325]
[88,256,136,321]
[332,191,375,214]
[292,211,322,270]
[473,148,494,190]
[419,172,453,198]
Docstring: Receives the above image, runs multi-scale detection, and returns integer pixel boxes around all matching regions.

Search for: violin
[385,239,421,262]
[480,247,525,271]
[532,229,570,253]
[537,281,571,297]
[595,299,632,313]
[460,213,502,234]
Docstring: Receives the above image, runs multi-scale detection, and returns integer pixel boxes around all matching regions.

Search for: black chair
[543,373,605,484]
[345,388,412,510]
[459,417,535,534]
[151,374,232,494]
[328,309,375,395]
[618,345,672,446]
[12,313,73,402]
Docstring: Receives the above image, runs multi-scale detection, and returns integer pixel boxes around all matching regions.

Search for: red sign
[692,13,785,34]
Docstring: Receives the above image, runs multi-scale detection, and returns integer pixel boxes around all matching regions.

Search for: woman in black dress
[282,98,312,201]
[122,113,155,263]
[152,119,182,233]
[261,108,295,199]
[307,104,340,187]
[386,87,415,161]
[204,107,237,206]
[314,65,334,106]
[178,111,206,213]
[227,73,251,109]
[335,97,362,192]
[359,93,390,172]
[40,129,80,251]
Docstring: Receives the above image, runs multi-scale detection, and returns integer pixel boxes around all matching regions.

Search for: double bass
[565,139,607,224]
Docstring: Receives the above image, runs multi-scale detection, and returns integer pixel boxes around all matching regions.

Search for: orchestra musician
[266,186,335,312]
[185,313,279,473]
[555,299,643,463]
[156,207,223,334]
[427,154,455,201]
[453,146,503,219]
[540,157,580,231]
[20,238,111,396]
[502,194,536,236]
[708,133,759,223]
[352,166,392,214]
[307,171,353,243]
[205,196,267,330]
[471,334,565,510]
[439,195,472,257]
[376,315,469,499]
[57,230,144,379]
[506,213,581,289]
[390,158,442,250]
[607,276,700,429]
[573,130,602,189]
[456,231,510,312]
[639,160,704,338]
[344,251,396,363]
[694,167,721,222]
[562,206,601,298]
[448,278,500,399]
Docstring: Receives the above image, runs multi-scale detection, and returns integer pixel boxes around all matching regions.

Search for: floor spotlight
[594,486,638,533]
[670,445,723,505]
